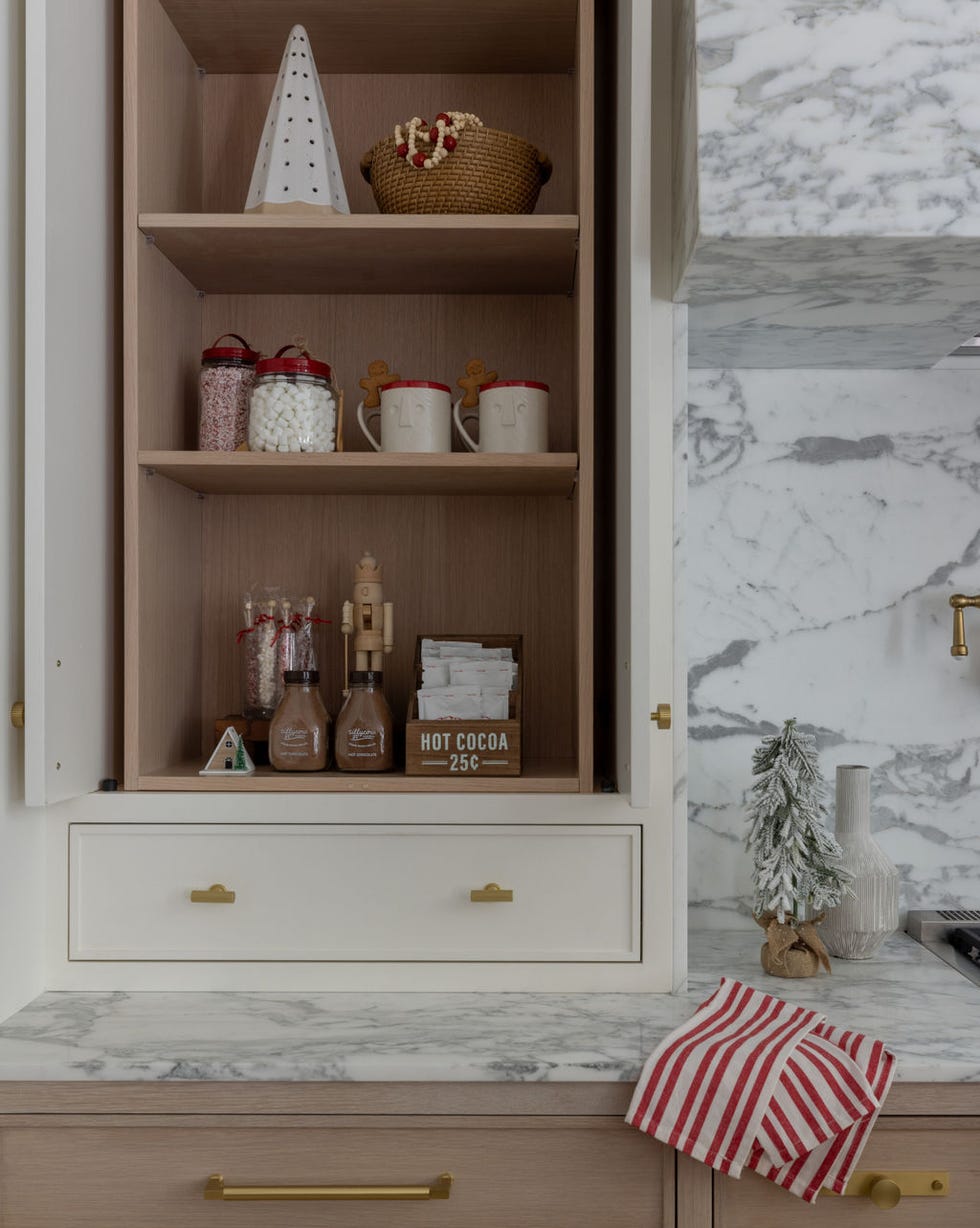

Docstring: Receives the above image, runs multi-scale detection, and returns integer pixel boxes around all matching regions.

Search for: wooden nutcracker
[341,552,394,694]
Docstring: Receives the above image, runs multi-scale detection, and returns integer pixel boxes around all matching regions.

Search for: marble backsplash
[688,368,980,927]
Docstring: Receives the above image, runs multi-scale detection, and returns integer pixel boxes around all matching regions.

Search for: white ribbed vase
[822,765,899,960]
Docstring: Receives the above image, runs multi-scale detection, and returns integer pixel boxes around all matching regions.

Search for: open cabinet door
[0,0,45,1015]
[615,0,682,808]
[615,0,687,980]
[23,0,118,805]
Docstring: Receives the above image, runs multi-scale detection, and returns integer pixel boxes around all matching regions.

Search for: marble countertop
[0,932,977,1083]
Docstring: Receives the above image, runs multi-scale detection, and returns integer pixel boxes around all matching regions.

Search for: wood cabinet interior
[158,1,579,75]
[124,0,597,794]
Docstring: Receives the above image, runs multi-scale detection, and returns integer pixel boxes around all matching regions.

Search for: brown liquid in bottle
[269,670,331,771]
[335,671,393,771]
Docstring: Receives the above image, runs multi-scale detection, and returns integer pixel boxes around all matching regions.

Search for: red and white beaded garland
[394,111,483,169]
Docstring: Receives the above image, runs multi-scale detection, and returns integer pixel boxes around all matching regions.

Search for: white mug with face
[357,381,452,453]
[453,380,549,453]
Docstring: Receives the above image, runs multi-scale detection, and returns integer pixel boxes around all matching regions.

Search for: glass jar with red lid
[198,333,260,451]
[249,345,339,453]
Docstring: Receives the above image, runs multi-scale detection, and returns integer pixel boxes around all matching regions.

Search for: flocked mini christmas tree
[244,24,349,215]
[746,718,849,923]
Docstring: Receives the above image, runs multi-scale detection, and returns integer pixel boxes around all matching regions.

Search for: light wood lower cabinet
[0,1114,667,1228]
[0,1084,976,1227]
[0,1090,672,1223]
[674,1090,980,1228]
[710,1119,976,1228]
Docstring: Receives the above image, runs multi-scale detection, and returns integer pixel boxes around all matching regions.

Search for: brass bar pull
[470,882,513,903]
[204,1172,453,1202]
[824,1171,948,1206]
[190,883,236,904]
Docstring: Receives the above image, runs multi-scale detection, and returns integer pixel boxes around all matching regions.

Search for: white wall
[0,0,46,1015]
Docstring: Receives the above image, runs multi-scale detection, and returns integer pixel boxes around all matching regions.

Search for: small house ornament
[200,726,256,777]
[244,24,349,215]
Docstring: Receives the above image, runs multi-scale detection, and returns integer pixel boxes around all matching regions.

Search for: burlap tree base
[755,912,831,979]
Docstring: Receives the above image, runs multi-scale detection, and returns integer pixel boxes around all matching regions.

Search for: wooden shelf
[140,214,579,295]
[139,761,580,794]
[139,452,579,497]
[158,1,577,74]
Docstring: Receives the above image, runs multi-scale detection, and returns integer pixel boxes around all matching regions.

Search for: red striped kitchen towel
[626,977,895,1203]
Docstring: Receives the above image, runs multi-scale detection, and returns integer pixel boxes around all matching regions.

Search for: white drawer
[69,824,641,962]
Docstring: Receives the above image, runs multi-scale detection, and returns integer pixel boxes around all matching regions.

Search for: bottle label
[345,725,380,758]
[275,726,313,762]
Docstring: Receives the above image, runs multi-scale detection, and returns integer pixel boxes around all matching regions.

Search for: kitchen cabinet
[0,1123,664,1227]
[710,1121,973,1227]
[69,822,641,961]
[0,1085,671,1228]
[21,0,685,992]
[675,1086,980,1227]
[124,0,594,794]
[0,1081,976,1227]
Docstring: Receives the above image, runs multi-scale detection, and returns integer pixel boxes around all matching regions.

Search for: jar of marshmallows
[249,345,338,453]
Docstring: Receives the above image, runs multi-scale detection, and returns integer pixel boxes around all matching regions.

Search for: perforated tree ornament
[245,24,349,215]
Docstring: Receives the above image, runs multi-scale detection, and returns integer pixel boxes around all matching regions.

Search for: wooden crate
[405,635,522,778]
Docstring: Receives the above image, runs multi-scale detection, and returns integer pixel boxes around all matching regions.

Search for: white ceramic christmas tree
[244,25,349,215]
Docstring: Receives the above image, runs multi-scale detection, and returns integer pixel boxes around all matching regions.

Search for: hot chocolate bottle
[269,670,330,771]
[334,671,393,771]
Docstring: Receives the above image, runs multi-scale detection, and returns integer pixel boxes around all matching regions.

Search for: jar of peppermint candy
[198,333,260,451]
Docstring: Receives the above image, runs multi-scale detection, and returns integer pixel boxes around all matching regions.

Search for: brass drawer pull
[190,884,236,904]
[824,1171,948,1207]
[470,882,513,903]
[204,1172,453,1201]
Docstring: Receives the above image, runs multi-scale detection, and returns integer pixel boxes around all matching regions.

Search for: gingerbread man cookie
[457,358,498,409]
[359,359,402,409]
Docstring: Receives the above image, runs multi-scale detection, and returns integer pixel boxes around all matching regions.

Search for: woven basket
[360,126,552,215]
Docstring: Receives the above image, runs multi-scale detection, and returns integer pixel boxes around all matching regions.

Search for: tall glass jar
[198,333,259,451]
[269,670,331,771]
[241,596,282,720]
[335,671,393,772]
[249,346,339,453]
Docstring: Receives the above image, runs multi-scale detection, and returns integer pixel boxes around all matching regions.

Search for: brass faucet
[949,594,980,656]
